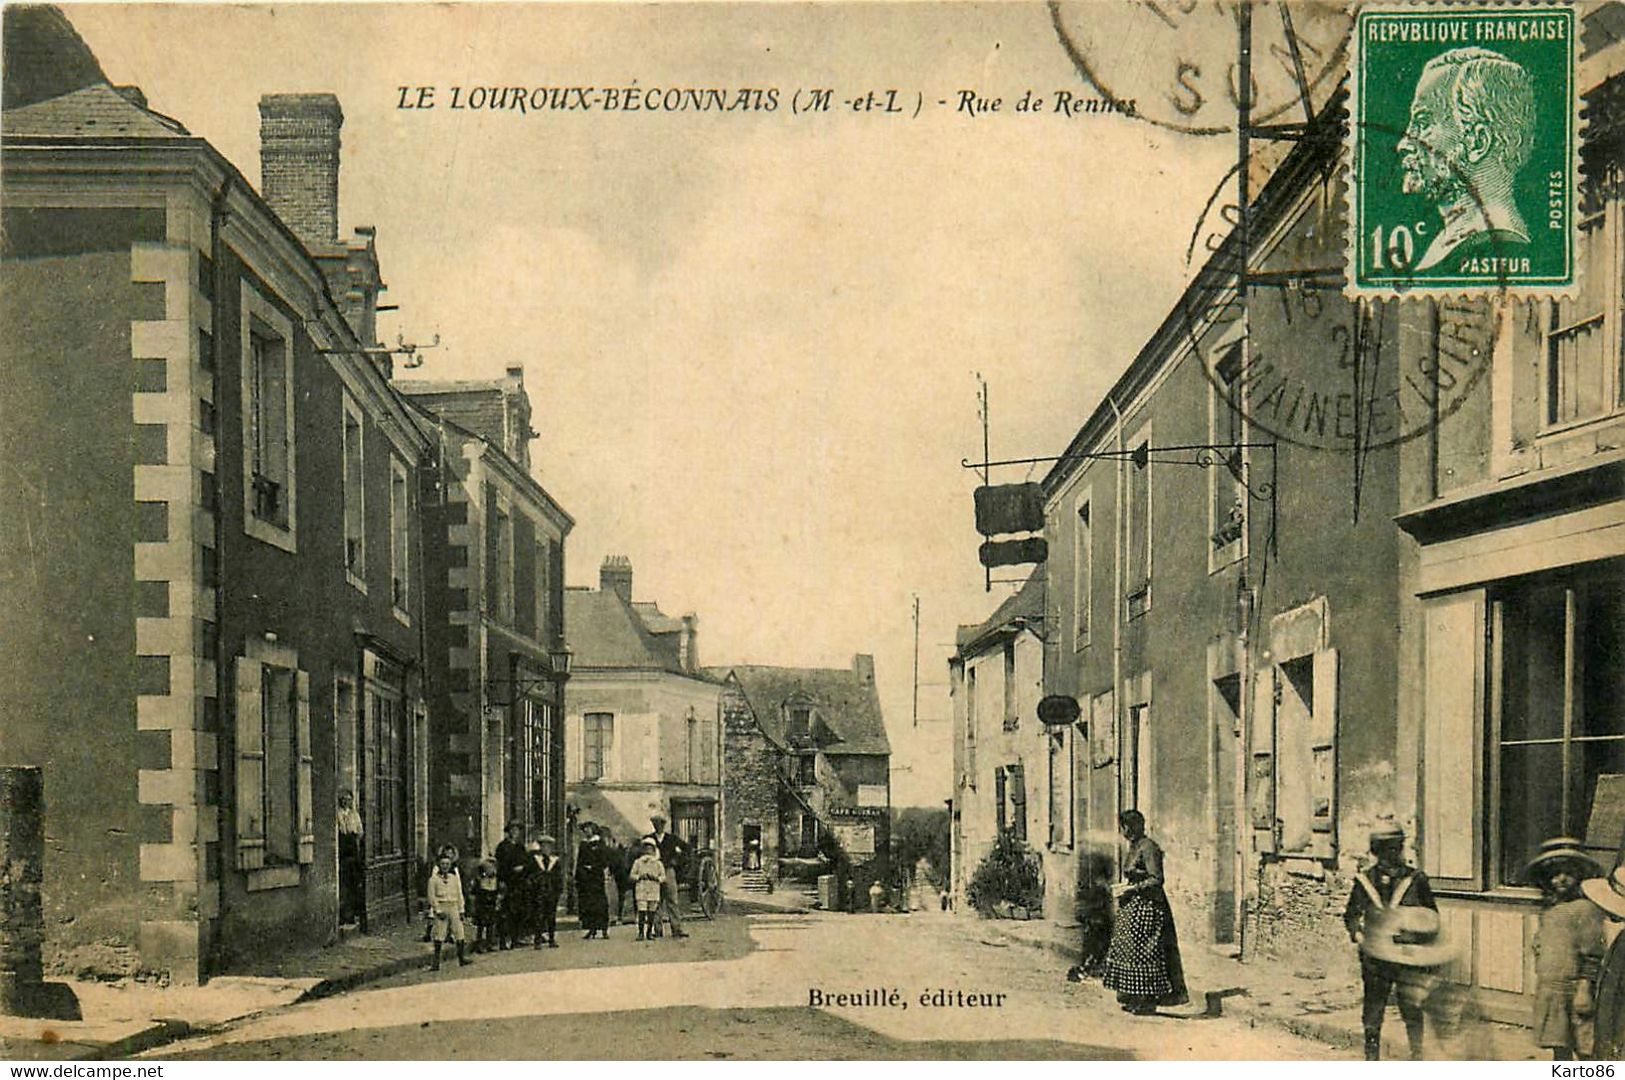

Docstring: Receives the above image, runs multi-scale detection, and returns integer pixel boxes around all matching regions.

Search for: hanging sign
[979,537,1048,569]
[974,483,1045,537]
[1037,695,1082,727]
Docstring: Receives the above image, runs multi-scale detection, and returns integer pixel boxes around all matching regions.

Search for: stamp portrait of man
[1395,45,1537,271]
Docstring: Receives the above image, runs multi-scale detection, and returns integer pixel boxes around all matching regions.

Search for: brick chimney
[600,556,632,603]
[259,93,343,249]
[852,654,875,685]
[680,614,698,673]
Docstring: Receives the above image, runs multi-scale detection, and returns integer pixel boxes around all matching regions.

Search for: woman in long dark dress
[575,824,612,939]
[337,791,366,930]
[1103,809,1189,1014]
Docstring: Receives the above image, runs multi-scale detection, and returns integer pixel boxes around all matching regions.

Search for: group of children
[422,827,681,971]
[1345,823,1625,1061]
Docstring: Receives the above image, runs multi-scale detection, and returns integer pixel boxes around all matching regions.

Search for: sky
[64,2,1241,807]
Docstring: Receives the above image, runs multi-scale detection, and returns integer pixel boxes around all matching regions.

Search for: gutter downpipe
[1106,391,1125,883]
[207,172,235,973]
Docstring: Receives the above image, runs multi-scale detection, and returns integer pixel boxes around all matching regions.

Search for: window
[1122,703,1150,814]
[1074,494,1092,650]
[787,705,811,745]
[511,695,553,830]
[583,712,613,781]
[965,667,978,782]
[1048,726,1072,848]
[685,706,697,784]
[1009,764,1027,842]
[389,458,409,615]
[1210,343,1247,562]
[1125,430,1151,617]
[233,648,312,881]
[493,509,514,623]
[261,665,298,864]
[797,753,817,785]
[239,282,296,551]
[1002,639,1018,730]
[342,398,364,585]
[1492,571,1625,886]
[534,542,549,642]
[368,680,406,860]
[1544,203,1620,429]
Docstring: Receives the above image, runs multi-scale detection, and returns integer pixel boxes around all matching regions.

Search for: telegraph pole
[911,594,921,728]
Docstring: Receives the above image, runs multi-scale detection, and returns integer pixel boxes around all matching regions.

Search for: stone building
[1,9,438,977]
[1391,7,1625,1023]
[399,372,573,862]
[710,658,891,886]
[948,571,1076,921]
[562,557,721,853]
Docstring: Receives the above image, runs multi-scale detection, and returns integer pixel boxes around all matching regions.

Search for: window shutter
[995,767,1007,833]
[1089,692,1116,769]
[1310,648,1339,861]
[564,713,582,783]
[1011,765,1027,841]
[1423,591,1485,885]
[296,669,315,864]
[235,657,267,870]
[1250,666,1276,855]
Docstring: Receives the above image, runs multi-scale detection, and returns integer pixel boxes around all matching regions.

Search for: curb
[966,917,1392,1058]
[296,952,434,1003]
[81,1019,192,1061]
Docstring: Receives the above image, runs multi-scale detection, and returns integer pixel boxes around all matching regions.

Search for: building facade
[948,573,1076,920]
[563,558,722,852]
[1,10,437,978]
[1393,9,1625,1023]
[712,659,892,886]
[401,372,573,863]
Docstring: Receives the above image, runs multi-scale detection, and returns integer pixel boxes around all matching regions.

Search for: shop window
[1493,573,1625,885]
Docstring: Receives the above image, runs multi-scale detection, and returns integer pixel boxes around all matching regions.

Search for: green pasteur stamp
[1350,4,1577,295]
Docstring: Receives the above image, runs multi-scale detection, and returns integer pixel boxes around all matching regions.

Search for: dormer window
[787,705,811,743]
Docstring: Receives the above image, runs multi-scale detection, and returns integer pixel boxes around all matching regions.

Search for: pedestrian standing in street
[1344,822,1448,1060]
[607,829,634,925]
[632,836,665,942]
[494,821,529,949]
[427,846,472,971]
[1581,865,1625,1059]
[337,791,366,931]
[650,812,690,940]
[1102,809,1187,1014]
[1528,838,1606,1060]
[471,859,502,954]
[528,835,563,949]
[575,823,612,939]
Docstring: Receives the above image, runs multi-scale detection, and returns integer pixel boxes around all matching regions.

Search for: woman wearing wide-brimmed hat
[1581,865,1625,1060]
[1528,838,1606,1060]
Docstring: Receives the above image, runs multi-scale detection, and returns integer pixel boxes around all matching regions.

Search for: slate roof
[3,8,188,137]
[396,381,508,451]
[564,587,698,677]
[955,569,1044,658]
[705,664,891,757]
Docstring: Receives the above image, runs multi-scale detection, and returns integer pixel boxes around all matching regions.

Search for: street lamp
[548,643,574,680]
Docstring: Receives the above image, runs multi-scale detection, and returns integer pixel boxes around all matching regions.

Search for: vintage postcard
[2,0,1624,1065]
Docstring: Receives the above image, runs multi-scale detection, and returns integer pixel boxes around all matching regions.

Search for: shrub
[965,831,1044,916]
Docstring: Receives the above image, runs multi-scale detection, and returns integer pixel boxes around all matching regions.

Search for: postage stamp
[1348,4,1577,296]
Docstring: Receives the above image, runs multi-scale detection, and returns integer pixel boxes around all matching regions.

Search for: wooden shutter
[1423,591,1485,885]
[1250,665,1277,855]
[1089,692,1115,768]
[995,767,1007,833]
[296,669,314,864]
[235,657,267,870]
[1310,648,1339,861]
[1010,764,1027,841]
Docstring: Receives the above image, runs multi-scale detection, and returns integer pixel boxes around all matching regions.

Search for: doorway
[1211,674,1242,945]
[742,824,762,870]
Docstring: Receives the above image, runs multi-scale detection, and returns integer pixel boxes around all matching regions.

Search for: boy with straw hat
[1528,837,1606,1060]
[1344,822,1445,1060]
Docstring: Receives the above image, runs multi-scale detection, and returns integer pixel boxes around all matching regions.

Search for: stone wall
[720,685,780,877]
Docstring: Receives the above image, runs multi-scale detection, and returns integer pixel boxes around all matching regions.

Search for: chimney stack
[680,614,698,673]
[258,93,343,249]
[600,556,633,603]
[852,654,875,685]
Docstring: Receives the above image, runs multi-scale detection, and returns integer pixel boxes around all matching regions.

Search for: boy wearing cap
[1343,823,1438,1061]
[527,835,563,949]
[1529,838,1605,1060]
[427,846,472,971]
[632,836,666,942]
